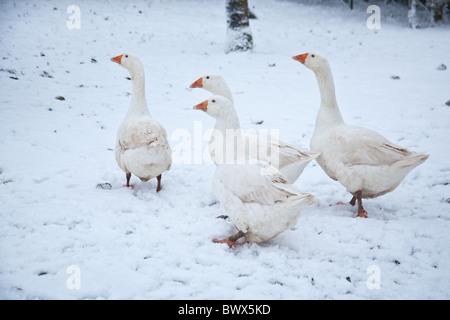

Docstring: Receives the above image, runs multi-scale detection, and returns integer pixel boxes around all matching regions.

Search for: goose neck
[314,64,344,127]
[315,64,338,108]
[214,111,241,133]
[210,111,244,165]
[127,66,150,117]
[214,85,234,104]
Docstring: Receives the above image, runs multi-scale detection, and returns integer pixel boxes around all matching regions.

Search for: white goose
[292,52,429,218]
[190,74,319,184]
[194,95,316,246]
[111,53,171,191]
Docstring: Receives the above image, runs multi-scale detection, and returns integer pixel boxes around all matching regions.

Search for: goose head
[193,95,234,120]
[190,74,225,90]
[292,52,328,72]
[190,74,234,102]
[110,52,143,76]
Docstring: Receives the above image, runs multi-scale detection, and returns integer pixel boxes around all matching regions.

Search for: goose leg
[156,174,162,192]
[349,195,356,206]
[213,230,245,248]
[354,191,368,218]
[123,172,135,189]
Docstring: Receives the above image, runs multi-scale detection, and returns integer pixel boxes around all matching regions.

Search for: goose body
[194,96,316,245]
[213,163,316,243]
[293,52,429,217]
[190,75,319,184]
[111,53,171,190]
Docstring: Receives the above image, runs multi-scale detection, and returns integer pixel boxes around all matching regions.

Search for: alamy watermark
[64,264,381,292]
[171,121,281,175]
[66,4,380,31]
[367,5,381,30]
[366,264,381,290]
[66,5,81,30]
[66,265,81,290]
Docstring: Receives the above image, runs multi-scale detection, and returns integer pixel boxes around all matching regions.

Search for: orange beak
[111,54,123,64]
[292,53,308,64]
[193,100,208,112]
[190,77,203,88]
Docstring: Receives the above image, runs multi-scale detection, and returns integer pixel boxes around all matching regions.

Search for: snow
[0,0,449,300]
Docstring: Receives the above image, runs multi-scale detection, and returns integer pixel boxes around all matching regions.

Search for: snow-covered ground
[0,0,449,299]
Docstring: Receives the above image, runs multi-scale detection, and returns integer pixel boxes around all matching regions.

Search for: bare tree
[225,0,253,52]
[408,0,419,28]
[426,0,447,23]
[408,0,448,28]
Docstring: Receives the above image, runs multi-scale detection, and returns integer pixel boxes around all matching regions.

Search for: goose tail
[286,192,317,208]
[392,152,429,170]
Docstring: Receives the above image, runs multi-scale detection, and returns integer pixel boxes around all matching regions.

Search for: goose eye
[212,99,216,103]
[206,76,210,79]
[125,55,128,58]
[311,54,315,58]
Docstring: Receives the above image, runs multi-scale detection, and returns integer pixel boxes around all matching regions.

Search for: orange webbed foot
[212,238,238,248]
[357,210,368,218]
[213,231,246,248]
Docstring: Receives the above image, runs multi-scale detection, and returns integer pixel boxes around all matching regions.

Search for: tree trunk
[426,0,447,22]
[408,0,419,28]
[226,0,253,52]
